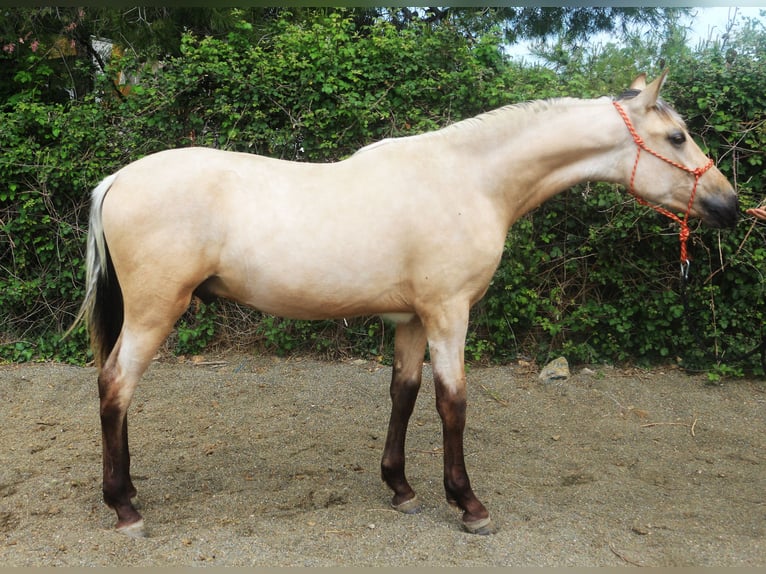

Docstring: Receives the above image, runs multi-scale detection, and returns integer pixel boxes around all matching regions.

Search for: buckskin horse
[70,72,738,536]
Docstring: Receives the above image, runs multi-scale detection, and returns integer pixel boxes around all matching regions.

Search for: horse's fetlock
[444,475,470,498]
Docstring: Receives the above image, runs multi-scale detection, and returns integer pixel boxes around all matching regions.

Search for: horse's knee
[435,384,467,431]
[389,374,420,406]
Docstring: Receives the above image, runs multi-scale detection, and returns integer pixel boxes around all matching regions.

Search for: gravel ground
[1,354,764,566]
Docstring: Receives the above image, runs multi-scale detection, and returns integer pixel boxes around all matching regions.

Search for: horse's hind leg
[381,317,427,513]
[99,301,189,536]
[98,346,142,536]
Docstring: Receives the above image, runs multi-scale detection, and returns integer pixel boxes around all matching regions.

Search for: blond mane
[352,97,609,156]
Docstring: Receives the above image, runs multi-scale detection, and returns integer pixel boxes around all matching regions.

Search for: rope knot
[693,158,715,178]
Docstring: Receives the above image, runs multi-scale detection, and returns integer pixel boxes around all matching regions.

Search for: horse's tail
[67,173,123,368]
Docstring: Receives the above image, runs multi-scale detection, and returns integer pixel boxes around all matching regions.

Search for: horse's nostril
[701,194,739,228]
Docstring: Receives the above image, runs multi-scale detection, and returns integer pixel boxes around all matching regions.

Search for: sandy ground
[1,354,764,566]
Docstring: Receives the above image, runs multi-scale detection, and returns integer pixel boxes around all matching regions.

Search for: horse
[70,71,738,537]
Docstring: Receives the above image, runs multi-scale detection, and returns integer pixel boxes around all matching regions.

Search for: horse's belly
[207,254,413,320]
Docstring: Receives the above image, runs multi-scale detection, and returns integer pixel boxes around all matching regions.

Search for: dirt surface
[1,353,764,566]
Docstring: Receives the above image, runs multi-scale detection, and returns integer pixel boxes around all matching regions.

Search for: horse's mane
[353,97,593,156]
[444,97,595,131]
[353,89,682,157]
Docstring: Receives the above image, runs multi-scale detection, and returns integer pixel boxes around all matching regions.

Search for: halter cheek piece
[612,100,715,279]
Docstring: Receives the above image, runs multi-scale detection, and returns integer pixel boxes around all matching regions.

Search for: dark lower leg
[381,376,421,508]
[380,320,427,510]
[434,375,490,530]
[99,371,142,530]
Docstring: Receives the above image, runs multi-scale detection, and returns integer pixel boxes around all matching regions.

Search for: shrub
[1,10,763,376]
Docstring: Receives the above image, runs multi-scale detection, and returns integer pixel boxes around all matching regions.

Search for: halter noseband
[612,100,715,278]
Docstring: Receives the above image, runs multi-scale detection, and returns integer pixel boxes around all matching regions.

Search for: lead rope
[612,100,714,279]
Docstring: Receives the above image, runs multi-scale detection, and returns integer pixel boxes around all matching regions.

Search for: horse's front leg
[426,309,494,535]
[381,317,428,513]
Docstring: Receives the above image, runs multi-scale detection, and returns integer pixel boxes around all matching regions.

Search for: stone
[538,356,570,383]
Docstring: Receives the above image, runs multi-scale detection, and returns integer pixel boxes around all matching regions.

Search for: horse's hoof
[462,516,495,535]
[116,519,147,538]
[391,495,421,514]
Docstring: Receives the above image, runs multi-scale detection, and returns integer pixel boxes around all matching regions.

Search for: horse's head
[615,71,738,228]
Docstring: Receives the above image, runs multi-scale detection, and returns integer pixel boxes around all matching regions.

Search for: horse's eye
[669,131,686,146]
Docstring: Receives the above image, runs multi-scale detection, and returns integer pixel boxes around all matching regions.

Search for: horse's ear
[629,73,647,90]
[634,69,669,108]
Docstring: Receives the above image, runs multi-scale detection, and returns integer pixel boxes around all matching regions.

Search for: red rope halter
[612,100,714,276]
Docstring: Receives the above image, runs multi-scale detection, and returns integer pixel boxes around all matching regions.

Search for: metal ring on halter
[680,259,691,282]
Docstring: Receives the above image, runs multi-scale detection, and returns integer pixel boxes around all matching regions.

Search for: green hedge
[1,11,763,376]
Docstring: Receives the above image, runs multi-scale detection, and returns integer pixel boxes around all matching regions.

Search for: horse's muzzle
[700,193,739,228]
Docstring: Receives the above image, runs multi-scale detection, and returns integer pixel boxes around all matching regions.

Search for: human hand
[746,207,766,220]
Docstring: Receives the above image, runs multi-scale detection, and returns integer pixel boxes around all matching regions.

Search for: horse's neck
[447,97,627,226]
